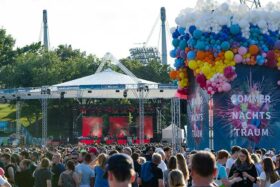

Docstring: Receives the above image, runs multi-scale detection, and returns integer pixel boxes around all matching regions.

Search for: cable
[39,21,43,43]
[145,15,160,46]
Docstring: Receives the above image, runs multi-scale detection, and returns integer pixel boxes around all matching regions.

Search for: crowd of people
[0,144,279,187]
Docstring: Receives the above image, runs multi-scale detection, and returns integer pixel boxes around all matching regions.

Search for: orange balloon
[197,51,205,60]
[169,71,178,80]
[249,45,259,55]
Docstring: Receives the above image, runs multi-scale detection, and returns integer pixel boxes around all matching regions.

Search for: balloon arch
[169,2,280,150]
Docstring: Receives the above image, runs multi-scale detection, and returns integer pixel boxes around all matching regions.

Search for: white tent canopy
[0,68,177,100]
[55,68,158,88]
[162,124,184,143]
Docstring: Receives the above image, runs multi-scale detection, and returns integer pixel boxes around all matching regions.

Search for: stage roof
[0,69,177,100]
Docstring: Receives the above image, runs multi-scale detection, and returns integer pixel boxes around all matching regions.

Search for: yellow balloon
[225,51,234,60]
[188,60,197,70]
[179,72,185,79]
[202,65,211,75]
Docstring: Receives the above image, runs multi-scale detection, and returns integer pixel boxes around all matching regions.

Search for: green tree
[0,29,16,66]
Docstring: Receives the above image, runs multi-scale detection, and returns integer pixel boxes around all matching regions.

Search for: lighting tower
[240,0,261,9]
[160,7,167,65]
[43,10,49,50]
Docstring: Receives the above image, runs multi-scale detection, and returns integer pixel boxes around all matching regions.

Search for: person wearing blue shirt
[216,150,242,187]
[93,153,109,187]
[75,153,95,187]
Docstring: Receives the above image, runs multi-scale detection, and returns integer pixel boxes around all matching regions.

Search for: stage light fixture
[12,94,16,97]
[123,90,128,98]
[88,90,92,93]
[27,93,31,96]
[60,92,65,99]
[160,90,164,92]
[115,90,120,93]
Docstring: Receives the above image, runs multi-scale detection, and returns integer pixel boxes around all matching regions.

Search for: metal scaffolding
[16,101,21,139]
[139,88,145,144]
[171,97,181,153]
[208,97,214,150]
[156,107,162,134]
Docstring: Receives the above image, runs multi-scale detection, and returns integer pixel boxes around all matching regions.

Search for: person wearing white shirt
[0,176,11,187]
[226,146,241,175]
[259,158,279,187]
[156,149,168,173]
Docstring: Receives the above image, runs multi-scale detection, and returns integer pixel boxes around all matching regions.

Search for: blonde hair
[168,169,186,187]
[97,153,108,170]
[138,157,146,164]
[176,153,189,181]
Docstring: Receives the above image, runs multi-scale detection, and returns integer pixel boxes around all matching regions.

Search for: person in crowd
[52,153,66,187]
[104,153,136,187]
[75,153,95,187]
[275,154,280,175]
[93,153,109,187]
[190,151,217,187]
[176,153,189,183]
[251,153,262,176]
[215,150,242,186]
[19,151,30,161]
[0,168,11,187]
[33,157,52,187]
[58,160,80,187]
[123,147,132,156]
[156,149,167,173]
[138,157,146,165]
[88,147,99,161]
[163,147,172,165]
[15,159,34,187]
[229,148,258,187]
[145,146,155,161]
[0,154,16,186]
[168,169,185,187]
[139,153,164,187]
[226,146,241,175]
[131,153,140,187]
[163,156,177,187]
[0,175,11,187]
[259,157,279,187]
[30,152,39,173]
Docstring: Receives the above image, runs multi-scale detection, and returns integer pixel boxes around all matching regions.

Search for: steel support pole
[16,101,21,140]
[42,98,48,145]
[139,88,145,144]
[175,98,181,151]
[208,97,214,150]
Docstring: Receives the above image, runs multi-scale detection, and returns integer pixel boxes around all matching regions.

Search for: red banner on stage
[82,117,103,138]
[136,116,153,139]
[109,117,129,137]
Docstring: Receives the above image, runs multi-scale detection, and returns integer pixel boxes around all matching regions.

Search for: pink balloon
[222,83,231,92]
[218,87,223,92]
[278,80,280,85]
[238,47,247,55]
[234,54,243,63]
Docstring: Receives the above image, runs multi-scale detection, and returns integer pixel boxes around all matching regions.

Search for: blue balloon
[172,29,180,39]
[193,29,203,39]
[170,49,177,58]
[174,58,184,68]
[172,39,180,47]
[189,25,196,35]
[179,39,188,50]
[256,55,265,65]
[221,41,230,50]
[187,51,196,60]
[178,27,186,35]
[196,41,205,50]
